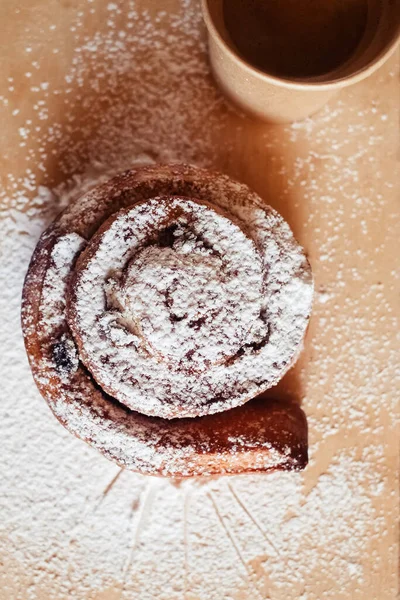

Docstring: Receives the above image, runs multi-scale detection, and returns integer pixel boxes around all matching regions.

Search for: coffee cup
[201,0,400,122]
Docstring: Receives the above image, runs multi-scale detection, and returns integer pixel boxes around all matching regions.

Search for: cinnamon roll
[22,164,313,476]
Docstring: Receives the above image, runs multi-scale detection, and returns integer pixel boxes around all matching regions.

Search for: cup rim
[201,0,400,91]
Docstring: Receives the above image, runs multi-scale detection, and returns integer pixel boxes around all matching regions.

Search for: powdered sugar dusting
[66,191,311,418]
[40,232,86,334]
[0,0,398,598]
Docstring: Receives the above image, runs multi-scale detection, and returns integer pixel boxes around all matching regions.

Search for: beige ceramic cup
[201,0,400,123]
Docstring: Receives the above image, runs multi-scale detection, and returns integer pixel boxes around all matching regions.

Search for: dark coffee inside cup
[223,0,368,79]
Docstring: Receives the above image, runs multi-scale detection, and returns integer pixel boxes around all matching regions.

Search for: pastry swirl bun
[22,164,312,476]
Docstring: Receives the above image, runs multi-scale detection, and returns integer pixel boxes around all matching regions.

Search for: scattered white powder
[0,0,398,599]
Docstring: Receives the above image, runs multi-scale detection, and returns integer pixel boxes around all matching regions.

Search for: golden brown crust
[21,164,311,476]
